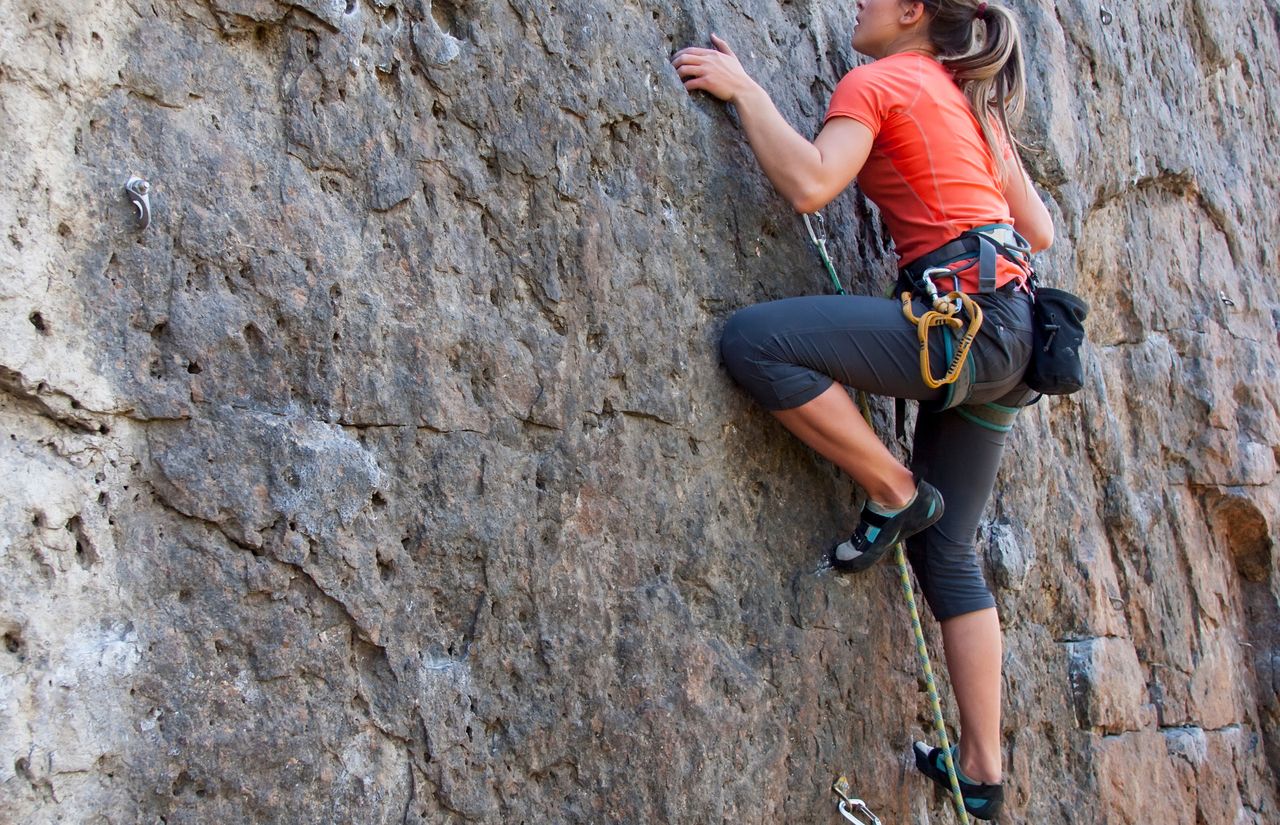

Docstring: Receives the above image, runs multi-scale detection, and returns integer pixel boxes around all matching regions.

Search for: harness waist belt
[900,223,1031,294]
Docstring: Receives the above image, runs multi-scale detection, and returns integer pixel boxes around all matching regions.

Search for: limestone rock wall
[2,1,1279,822]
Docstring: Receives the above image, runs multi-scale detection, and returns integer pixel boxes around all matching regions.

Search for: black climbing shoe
[830,480,944,573]
[913,742,1004,821]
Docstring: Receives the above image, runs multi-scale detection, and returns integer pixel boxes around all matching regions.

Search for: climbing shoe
[830,480,943,573]
[913,742,1004,821]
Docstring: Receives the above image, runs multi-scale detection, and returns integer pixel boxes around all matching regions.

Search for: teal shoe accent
[830,481,945,573]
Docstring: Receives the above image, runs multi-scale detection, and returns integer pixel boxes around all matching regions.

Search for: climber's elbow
[788,184,834,216]
[1025,222,1054,253]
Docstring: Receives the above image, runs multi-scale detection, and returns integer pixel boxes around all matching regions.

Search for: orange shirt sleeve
[823,64,894,135]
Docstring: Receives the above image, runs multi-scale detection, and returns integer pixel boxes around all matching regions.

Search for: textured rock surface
[2,0,1279,822]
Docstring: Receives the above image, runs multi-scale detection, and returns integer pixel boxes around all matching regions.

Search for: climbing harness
[831,777,882,825]
[900,268,984,389]
[896,224,1034,405]
[803,212,846,295]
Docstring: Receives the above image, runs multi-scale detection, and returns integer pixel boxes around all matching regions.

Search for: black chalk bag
[1025,285,1089,395]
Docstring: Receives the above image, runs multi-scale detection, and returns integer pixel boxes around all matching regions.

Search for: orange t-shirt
[824,52,1022,291]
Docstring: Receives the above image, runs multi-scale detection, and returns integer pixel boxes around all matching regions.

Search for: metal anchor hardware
[803,211,846,295]
[832,777,882,825]
[125,176,152,230]
[1099,5,1113,25]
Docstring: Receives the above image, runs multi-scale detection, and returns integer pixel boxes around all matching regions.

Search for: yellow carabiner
[900,291,984,389]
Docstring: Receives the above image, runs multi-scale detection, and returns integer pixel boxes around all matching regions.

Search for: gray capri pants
[720,286,1034,620]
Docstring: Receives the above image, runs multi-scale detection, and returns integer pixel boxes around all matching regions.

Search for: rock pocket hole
[1209,493,1271,582]
[243,324,267,354]
[28,311,48,333]
[173,770,195,796]
[3,631,21,654]
[345,0,358,14]
[187,361,202,374]
[67,515,100,568]
[432,0,467,39]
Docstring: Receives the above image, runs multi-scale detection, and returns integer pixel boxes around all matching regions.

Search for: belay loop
[900,267,984,389]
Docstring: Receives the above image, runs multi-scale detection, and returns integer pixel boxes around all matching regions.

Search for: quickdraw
[832,777,882,825]
[803,212,847,296]
[900,267,983,389]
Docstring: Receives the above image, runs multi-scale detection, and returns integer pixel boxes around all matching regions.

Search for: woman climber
[673,0,1054,819]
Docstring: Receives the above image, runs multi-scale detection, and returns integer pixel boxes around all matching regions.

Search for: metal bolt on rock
[125,176,152,230]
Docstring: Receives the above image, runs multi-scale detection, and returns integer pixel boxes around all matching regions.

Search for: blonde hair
[921,0,1027,164]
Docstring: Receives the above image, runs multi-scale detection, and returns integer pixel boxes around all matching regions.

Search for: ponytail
[923,1,1027,173]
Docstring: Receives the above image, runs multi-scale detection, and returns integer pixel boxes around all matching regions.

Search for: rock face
[2,0,1279,822]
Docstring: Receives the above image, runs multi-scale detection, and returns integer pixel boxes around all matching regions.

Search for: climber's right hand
[671,34,759,104]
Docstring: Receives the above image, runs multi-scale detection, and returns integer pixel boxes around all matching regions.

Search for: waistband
[899,224,1032,295]
[894,262,1028,300]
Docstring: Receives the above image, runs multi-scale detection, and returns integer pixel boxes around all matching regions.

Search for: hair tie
[975,2,988,20]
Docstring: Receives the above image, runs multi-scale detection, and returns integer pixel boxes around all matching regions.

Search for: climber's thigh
[719,294,947,411]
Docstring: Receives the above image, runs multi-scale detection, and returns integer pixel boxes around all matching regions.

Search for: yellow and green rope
[893,540,970,824]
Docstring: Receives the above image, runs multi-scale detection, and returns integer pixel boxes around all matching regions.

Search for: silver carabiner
[833,777,882,825]
[919,266,962,312]
[803,211,847,295]
[837,798,882,825]
[803,212,829,258]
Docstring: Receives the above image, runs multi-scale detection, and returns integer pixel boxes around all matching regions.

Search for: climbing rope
[803,219,976,823]
[829,541,970,824]
[894,540,971,824]
[900,267,984,389]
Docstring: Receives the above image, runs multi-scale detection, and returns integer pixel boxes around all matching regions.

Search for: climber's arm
[1001,149,1054,252]
[672,35,872,214]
